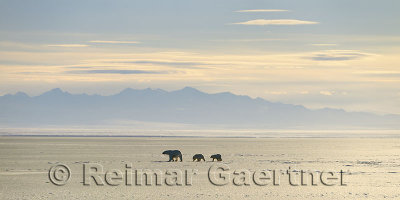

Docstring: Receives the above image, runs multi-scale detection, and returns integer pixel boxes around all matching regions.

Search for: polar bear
[192,154,205,162]
[210,154,222,161]
[162,150,183,162]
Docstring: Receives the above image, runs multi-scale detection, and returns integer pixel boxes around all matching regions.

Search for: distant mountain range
[0,87,399,129]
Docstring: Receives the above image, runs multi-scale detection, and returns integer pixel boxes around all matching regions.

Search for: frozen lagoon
[0,136,399,199]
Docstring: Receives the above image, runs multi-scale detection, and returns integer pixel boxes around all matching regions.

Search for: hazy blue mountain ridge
[0,87,398,129]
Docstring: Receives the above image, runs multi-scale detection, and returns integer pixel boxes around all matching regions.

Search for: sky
[0,0,400,114]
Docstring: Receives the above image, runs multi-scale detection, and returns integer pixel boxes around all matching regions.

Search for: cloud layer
[65,69,169,74]
[235,9,289,13]
[234,19,319,26]
[309,50,370,61]
[89,40,139,44]
[47,44,89,47]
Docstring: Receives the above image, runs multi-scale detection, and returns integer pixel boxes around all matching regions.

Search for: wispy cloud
[210,38,289,42]
[47,44,89,47]
[233,19,319,26]
[65,69,169,74]
[309,50,371,61]
[235,9,289,13]
[320,91,334,96]
[357,71,400,78]
[106,60,208,69]
[88,40,140,44]
[266,91,288,95]
[16,71,52,75]
[311,44,338,46]
[64,66,92,69]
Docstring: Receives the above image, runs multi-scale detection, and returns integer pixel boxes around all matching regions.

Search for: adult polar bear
[162,150,183,162]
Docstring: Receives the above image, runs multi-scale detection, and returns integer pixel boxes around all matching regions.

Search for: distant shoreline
[1,134,399,139]
[0,134,256,138]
